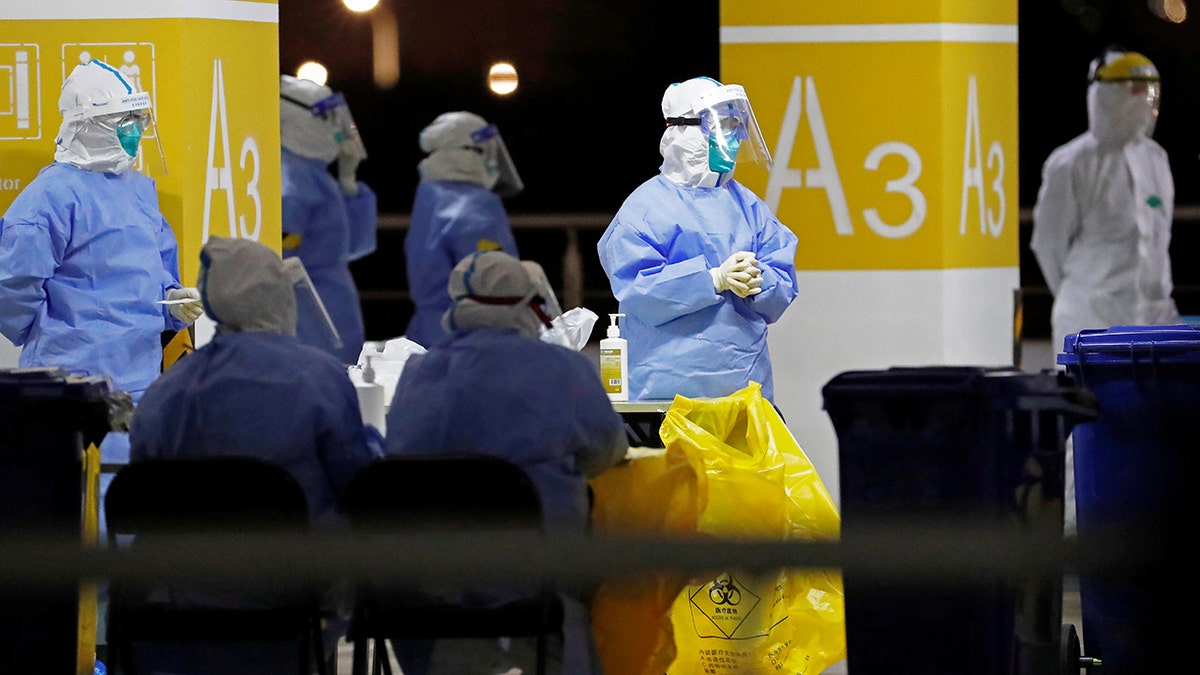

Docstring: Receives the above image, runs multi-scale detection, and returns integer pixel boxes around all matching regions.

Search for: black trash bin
[822,366,1096,675]
[0,367,131,674]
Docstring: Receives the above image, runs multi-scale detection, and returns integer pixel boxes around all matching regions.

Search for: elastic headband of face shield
[693,84,772,170]
[442,252,553,337]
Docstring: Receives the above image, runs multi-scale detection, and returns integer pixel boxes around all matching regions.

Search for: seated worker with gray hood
[384,249,627,675]
[129,236,380,675]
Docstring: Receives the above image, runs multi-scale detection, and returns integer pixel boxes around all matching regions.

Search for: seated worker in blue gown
[384,250,628,675]
[128,236,382,675]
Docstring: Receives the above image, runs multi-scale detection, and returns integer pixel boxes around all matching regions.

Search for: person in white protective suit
[280,74,377,365]
[1031,46,1179,539]
[384,250,627,675]
[0,59,201,653]
[597,76,798,404]
[1031,46,1178,353]
[403,111,522,349]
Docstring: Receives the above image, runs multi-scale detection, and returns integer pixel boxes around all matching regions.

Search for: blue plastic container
[1059,324,1200,674]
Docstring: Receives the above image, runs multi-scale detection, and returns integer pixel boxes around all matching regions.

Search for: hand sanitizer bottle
[600,313,628,402]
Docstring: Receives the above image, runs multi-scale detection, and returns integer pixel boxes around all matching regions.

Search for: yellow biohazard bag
[590,382,846,675]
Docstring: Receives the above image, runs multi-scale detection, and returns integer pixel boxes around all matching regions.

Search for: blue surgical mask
[708,132,740,173]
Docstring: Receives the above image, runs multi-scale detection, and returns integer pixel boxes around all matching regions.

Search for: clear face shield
[72,90,169,173]
[471,123,524,197]
[282,257,343,351]
[1122,79,1161,117]
[283,90,368,163]
[695,85,772,174]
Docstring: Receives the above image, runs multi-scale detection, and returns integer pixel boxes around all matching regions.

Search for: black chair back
[341,453,542,532]
[106,456,309,539]
[340,454,561,675]
[104,456,325,675]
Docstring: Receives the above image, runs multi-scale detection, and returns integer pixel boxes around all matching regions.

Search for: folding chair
[104,456,328,675]
[340,454,564,675]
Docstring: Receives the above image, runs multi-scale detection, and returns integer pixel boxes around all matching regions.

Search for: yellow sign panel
[0,2,280,285]
[722,19,1016,272]
[723,0,1015,26]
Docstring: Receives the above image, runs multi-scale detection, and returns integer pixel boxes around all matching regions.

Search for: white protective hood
[55,60,152,174]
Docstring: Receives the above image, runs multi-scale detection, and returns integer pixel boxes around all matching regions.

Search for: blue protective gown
[130,331,378,521]
[126,331,380,675]
[598,174,799,403]
[281,148,377,365]
[403,180,519,349]
[384,327,624,675]
[0,161,186,473]
[0,162,186,396]
[385,328,624,533]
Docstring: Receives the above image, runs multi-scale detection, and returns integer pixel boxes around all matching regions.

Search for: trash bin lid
[822,366,1093,414]
[0,367,116,401]
[1057,324,1200,366]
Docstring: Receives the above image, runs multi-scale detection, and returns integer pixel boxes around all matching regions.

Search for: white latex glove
[166,287,203,324]
[337,152,361,197]
[709,251,763,298]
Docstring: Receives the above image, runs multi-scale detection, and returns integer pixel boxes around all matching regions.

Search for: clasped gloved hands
[710,251,763,298]
[166,287,204,324]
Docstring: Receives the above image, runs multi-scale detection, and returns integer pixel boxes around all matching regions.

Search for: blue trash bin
[823,366,1096,675]
[1059,324,1200,674]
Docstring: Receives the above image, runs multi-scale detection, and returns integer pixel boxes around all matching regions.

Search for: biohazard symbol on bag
[688,573,761,639]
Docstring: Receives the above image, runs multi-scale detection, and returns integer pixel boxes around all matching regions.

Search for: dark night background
[280,0,1200,341]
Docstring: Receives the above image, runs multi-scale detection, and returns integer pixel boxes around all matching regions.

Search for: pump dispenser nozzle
[362,355,376,384]
[607,313,625,339]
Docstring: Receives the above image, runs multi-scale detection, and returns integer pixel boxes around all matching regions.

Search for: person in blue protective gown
[128,236,381,675]
[0,61,202,654]
[280,74,377,365]
[385,250,627,675]
[598,76,798,404]
[0,58,200,419]
[403,111,523,348]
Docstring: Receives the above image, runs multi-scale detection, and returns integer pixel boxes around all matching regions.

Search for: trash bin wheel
[1061,624,1081,674]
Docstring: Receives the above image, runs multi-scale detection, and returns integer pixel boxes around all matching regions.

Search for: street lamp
[488,62,518,96]
[296,61,328,86]
[343,0,380,12]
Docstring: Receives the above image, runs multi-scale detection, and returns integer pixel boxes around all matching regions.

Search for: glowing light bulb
[488,62,518,96]
[343,0,380,12]
[296,61,328,86]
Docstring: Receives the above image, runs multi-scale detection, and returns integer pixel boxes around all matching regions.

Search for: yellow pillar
[0,0,282,286]
[0,2,280,669]
[721,2,1019,506]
